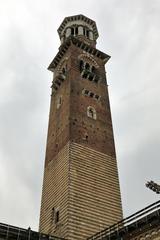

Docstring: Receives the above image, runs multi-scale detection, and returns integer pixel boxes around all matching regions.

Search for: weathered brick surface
[68,44,116,158]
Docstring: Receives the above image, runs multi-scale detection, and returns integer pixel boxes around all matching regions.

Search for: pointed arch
[78,53,99,69]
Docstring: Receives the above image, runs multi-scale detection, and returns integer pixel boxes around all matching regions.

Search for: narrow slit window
[75,27,78,35]
[80,60,84,72]
[84,133,88,141]
[83,27,85,36]
[71,27,74,36]
[86,30,89,38]
[91,66,95,73]
[51,207,55,221]
[55,210,59,224]
[56,96,62,109]
[62,67,66,75]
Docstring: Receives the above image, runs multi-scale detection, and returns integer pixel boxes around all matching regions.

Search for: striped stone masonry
[39,142,122,240]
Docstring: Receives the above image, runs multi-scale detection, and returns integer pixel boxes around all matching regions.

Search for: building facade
[39,15,123,240]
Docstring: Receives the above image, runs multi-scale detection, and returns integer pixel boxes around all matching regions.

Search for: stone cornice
[48,37,110,72]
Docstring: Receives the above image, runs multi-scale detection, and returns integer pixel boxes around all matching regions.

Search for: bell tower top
[57,14,99,46]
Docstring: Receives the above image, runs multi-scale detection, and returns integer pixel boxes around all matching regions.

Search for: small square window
[88,75,94,81]
[85,90,89,95]
[95,94,99,100]
[90,92,94,98]
[94,78,99,83]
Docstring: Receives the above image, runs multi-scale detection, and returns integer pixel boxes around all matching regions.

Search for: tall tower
[39,15,123,240]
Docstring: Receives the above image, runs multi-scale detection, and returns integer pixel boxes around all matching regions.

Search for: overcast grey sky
[0,0,160,231]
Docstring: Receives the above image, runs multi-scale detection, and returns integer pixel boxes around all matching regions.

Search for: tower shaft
[39,15,123,240]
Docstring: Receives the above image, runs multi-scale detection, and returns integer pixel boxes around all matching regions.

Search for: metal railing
[0,222,65,240]
[87,200,160,240]
[1,200,160,240]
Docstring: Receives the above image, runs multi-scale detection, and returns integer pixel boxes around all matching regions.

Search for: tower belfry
[39,14,123,240]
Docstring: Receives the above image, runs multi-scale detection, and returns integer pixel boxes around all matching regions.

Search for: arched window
[87,106,97,120]
[89,31,94,40]
[66,28,71,38]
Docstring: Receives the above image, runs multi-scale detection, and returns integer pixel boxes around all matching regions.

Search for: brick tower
[39,14,123,240]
